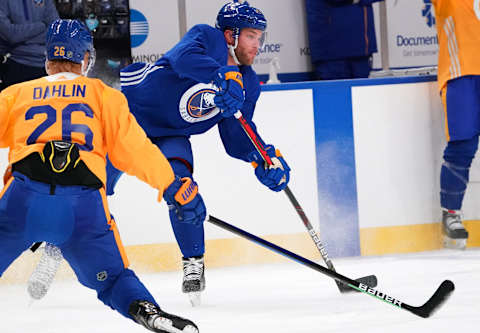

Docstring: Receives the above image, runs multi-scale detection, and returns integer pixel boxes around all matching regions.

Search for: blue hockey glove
[163,176,206,225]
[213,65,245,118]
[248,145,291,192]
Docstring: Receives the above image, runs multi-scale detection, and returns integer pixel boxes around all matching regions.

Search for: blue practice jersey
[120,24,264,162]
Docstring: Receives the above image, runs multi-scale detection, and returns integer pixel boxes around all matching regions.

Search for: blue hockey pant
[0,173,157,320]
[440,76,480,209]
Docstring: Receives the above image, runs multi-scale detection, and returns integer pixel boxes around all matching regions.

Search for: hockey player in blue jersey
[110,1,291,306]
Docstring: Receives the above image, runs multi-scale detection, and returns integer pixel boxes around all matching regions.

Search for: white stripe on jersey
[120,63,150,77]
[443,16,461,80]
[120,65,164,87]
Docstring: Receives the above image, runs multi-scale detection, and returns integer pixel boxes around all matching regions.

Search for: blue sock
[440,137,478,210]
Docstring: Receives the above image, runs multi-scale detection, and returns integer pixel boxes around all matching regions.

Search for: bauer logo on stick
[358,283,402,307]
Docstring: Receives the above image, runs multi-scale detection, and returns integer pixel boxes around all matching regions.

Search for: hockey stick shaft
[208,215,454,318]
[234,111,348,290]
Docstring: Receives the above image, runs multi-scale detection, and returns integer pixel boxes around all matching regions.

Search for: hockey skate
[442,209,468,250]
[182,256,205,307]
[129,300,198,333]
[27,243,63,301]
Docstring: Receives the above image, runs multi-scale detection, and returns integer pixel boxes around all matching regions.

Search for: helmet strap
[81,60,87,76]
[228,39,241,66]
[44,59,49,75]
[228,29,241,66]
[82,50,96,76]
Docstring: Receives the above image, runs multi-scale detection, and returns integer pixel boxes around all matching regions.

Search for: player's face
[235,28,264,65]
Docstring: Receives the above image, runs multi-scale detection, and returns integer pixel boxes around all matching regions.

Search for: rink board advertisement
[185,0,313,81]
[128,0,313,81]
[128,0,179,63]
[127,0,440,82]
[386,0,438,68]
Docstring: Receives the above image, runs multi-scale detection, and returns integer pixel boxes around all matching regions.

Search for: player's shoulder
[241,65,257,75]
[0,84,19,98]
[77,75,106,88]
[188,24,223,38]
[0,76,46,101]
[3,76,45,92]
[99,81,125,98]
[0,84,16,105]
[96,80,128,105]
[241,66,259,84]
[65,75,127,105]
[190,24,217,33]
[77,76,116,93]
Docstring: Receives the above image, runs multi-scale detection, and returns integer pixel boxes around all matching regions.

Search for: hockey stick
[234,111,377,292]
[208,215,454,318]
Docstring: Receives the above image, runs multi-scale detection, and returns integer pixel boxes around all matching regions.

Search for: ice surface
[1,249,478,333]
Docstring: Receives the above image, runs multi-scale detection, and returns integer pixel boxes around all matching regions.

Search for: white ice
[1,249,478,333]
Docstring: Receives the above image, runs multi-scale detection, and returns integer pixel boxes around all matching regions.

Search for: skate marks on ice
[1,249,480,332]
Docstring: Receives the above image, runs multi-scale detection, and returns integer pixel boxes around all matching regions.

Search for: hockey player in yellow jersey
[431,0,480,249]
[0,19,201,333]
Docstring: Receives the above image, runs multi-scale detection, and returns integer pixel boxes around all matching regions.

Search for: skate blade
[443,235,467,250]
[183,325,199,333]
[188,292,201,307]
[153,318,199,333]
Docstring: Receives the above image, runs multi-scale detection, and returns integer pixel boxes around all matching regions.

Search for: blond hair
[46,60,82,75]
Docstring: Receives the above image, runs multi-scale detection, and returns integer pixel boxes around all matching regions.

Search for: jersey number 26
[26,103,94,151]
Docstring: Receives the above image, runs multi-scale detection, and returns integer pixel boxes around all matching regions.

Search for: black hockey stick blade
[338,274,378,293]
[208,215,455,318]
[405,279,455,318]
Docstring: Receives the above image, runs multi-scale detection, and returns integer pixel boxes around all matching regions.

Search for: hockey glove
[248,145,291,192]
[213,65,245,118]
[163,176,206,225]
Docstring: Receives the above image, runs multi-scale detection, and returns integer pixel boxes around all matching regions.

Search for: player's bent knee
[444,137,479,166]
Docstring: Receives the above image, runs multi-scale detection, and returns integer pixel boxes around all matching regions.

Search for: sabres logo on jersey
[33,0,45,7]
[179,83,220,123]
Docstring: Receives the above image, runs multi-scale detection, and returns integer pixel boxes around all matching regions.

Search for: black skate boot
[182,256,205,307]
[129,300,198,333]
[442,209,468,250]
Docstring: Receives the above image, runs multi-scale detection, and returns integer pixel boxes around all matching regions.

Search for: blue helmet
[46,19,95,73]
[215,1,267,37]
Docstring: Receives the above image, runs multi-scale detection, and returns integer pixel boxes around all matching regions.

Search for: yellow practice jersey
[0,72,174,198]
[432,0,480,90]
